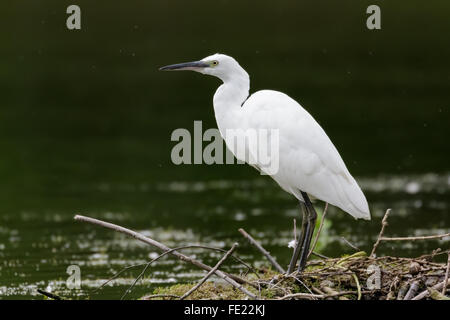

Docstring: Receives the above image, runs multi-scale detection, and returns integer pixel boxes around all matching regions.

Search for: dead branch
[141,294,180,300]
[341,237,361,252]
[278,290,368,300]
[278,292,323,300]
[181,243,238,300]
[442,252,450,295]
[238,228,285,274]
[428,288,450,300]
[74,215,257,297]
[370,208,391,257]
[404,281,421,300]
[412,279,450,300]
[37,289,63,300]
[380,233,450,241]
[98,244,257,295]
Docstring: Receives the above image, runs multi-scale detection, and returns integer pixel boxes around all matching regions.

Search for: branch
[428,288,450,300]
[341,237,361,252]
[37,289,63,300]
[74,215,257,298]
[370,209,391,257]
[278,290,369,300]
[379,233,450,241]
[238,228,285,274]
[442,252,450,295]
[141,294,180,300]
[404,281,421,300]
[97,245,257,295]
[412,278,450,300]
[181,243,238,300]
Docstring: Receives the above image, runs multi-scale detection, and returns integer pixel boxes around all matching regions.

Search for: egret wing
[241,90,370,219]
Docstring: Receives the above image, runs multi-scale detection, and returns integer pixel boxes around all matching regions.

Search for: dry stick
[412,279,450,300]
[310,251,329,259]
[404,281,421,300]
[341,237,361,252]
[37,289,63,300]
[442,252,450,295]
[181,243,238,300]
[428,288,450,300]
[352,273,362,300]
[96,262,148,293]
[238,228,285,274]
[121,246,190,300]
[285,273,314,295]
[396,282,409,300]
[141,294,180,300]
[321,286,349,300]
[98,244,257,294]
[278,292,323,300]
[370,208,391,257]
[278,290,370,300]
[74,215,257,298]
[380,233,450,241]
[120,244,258,299]
[308,202,328,258]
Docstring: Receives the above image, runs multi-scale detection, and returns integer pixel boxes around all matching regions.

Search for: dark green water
[0,1,449,299]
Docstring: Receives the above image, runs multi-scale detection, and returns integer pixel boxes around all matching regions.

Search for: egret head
[159,53,248,83]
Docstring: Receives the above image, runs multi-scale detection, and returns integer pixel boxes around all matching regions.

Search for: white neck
[213,71,250,134]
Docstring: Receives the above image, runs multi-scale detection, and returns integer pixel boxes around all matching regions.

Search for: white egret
[160,54,370,273]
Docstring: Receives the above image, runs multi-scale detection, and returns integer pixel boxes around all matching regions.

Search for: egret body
[160,54,370,272]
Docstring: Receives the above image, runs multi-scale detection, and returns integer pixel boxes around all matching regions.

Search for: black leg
[297,192,317,272]
[287,202,307,274]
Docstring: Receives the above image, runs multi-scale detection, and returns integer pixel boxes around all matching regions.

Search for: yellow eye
[211,60,219,67]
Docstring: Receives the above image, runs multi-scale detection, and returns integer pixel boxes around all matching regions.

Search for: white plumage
[242,90,370,219]
[160,53,370,221]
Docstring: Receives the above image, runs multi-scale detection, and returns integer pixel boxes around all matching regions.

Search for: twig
[278,290,365,300]
[352,273,362,300]
[412,279,450,300]
[278,292,323,300]
[310,251,329,259]
[181,243,238,300]
[387,276,400,300]
[442,252,450,295]
[380,233,450,241]
[95,262,147,293]
[308,202,328,258]
[238,228,285,274]
[341,237,361,252]
[285,273,314,295]
[74,215,257,297]
[428,288,450,300]
[370,209,391,257]
[141,294,180,300]
[396,283,409,300]
[404,281,420,300]
[121,246,186,300]
[37,289,63,300]
[97,245,256,294]
[320,286,349,300]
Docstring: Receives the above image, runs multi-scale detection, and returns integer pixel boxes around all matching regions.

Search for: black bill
[159,61,209,71]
